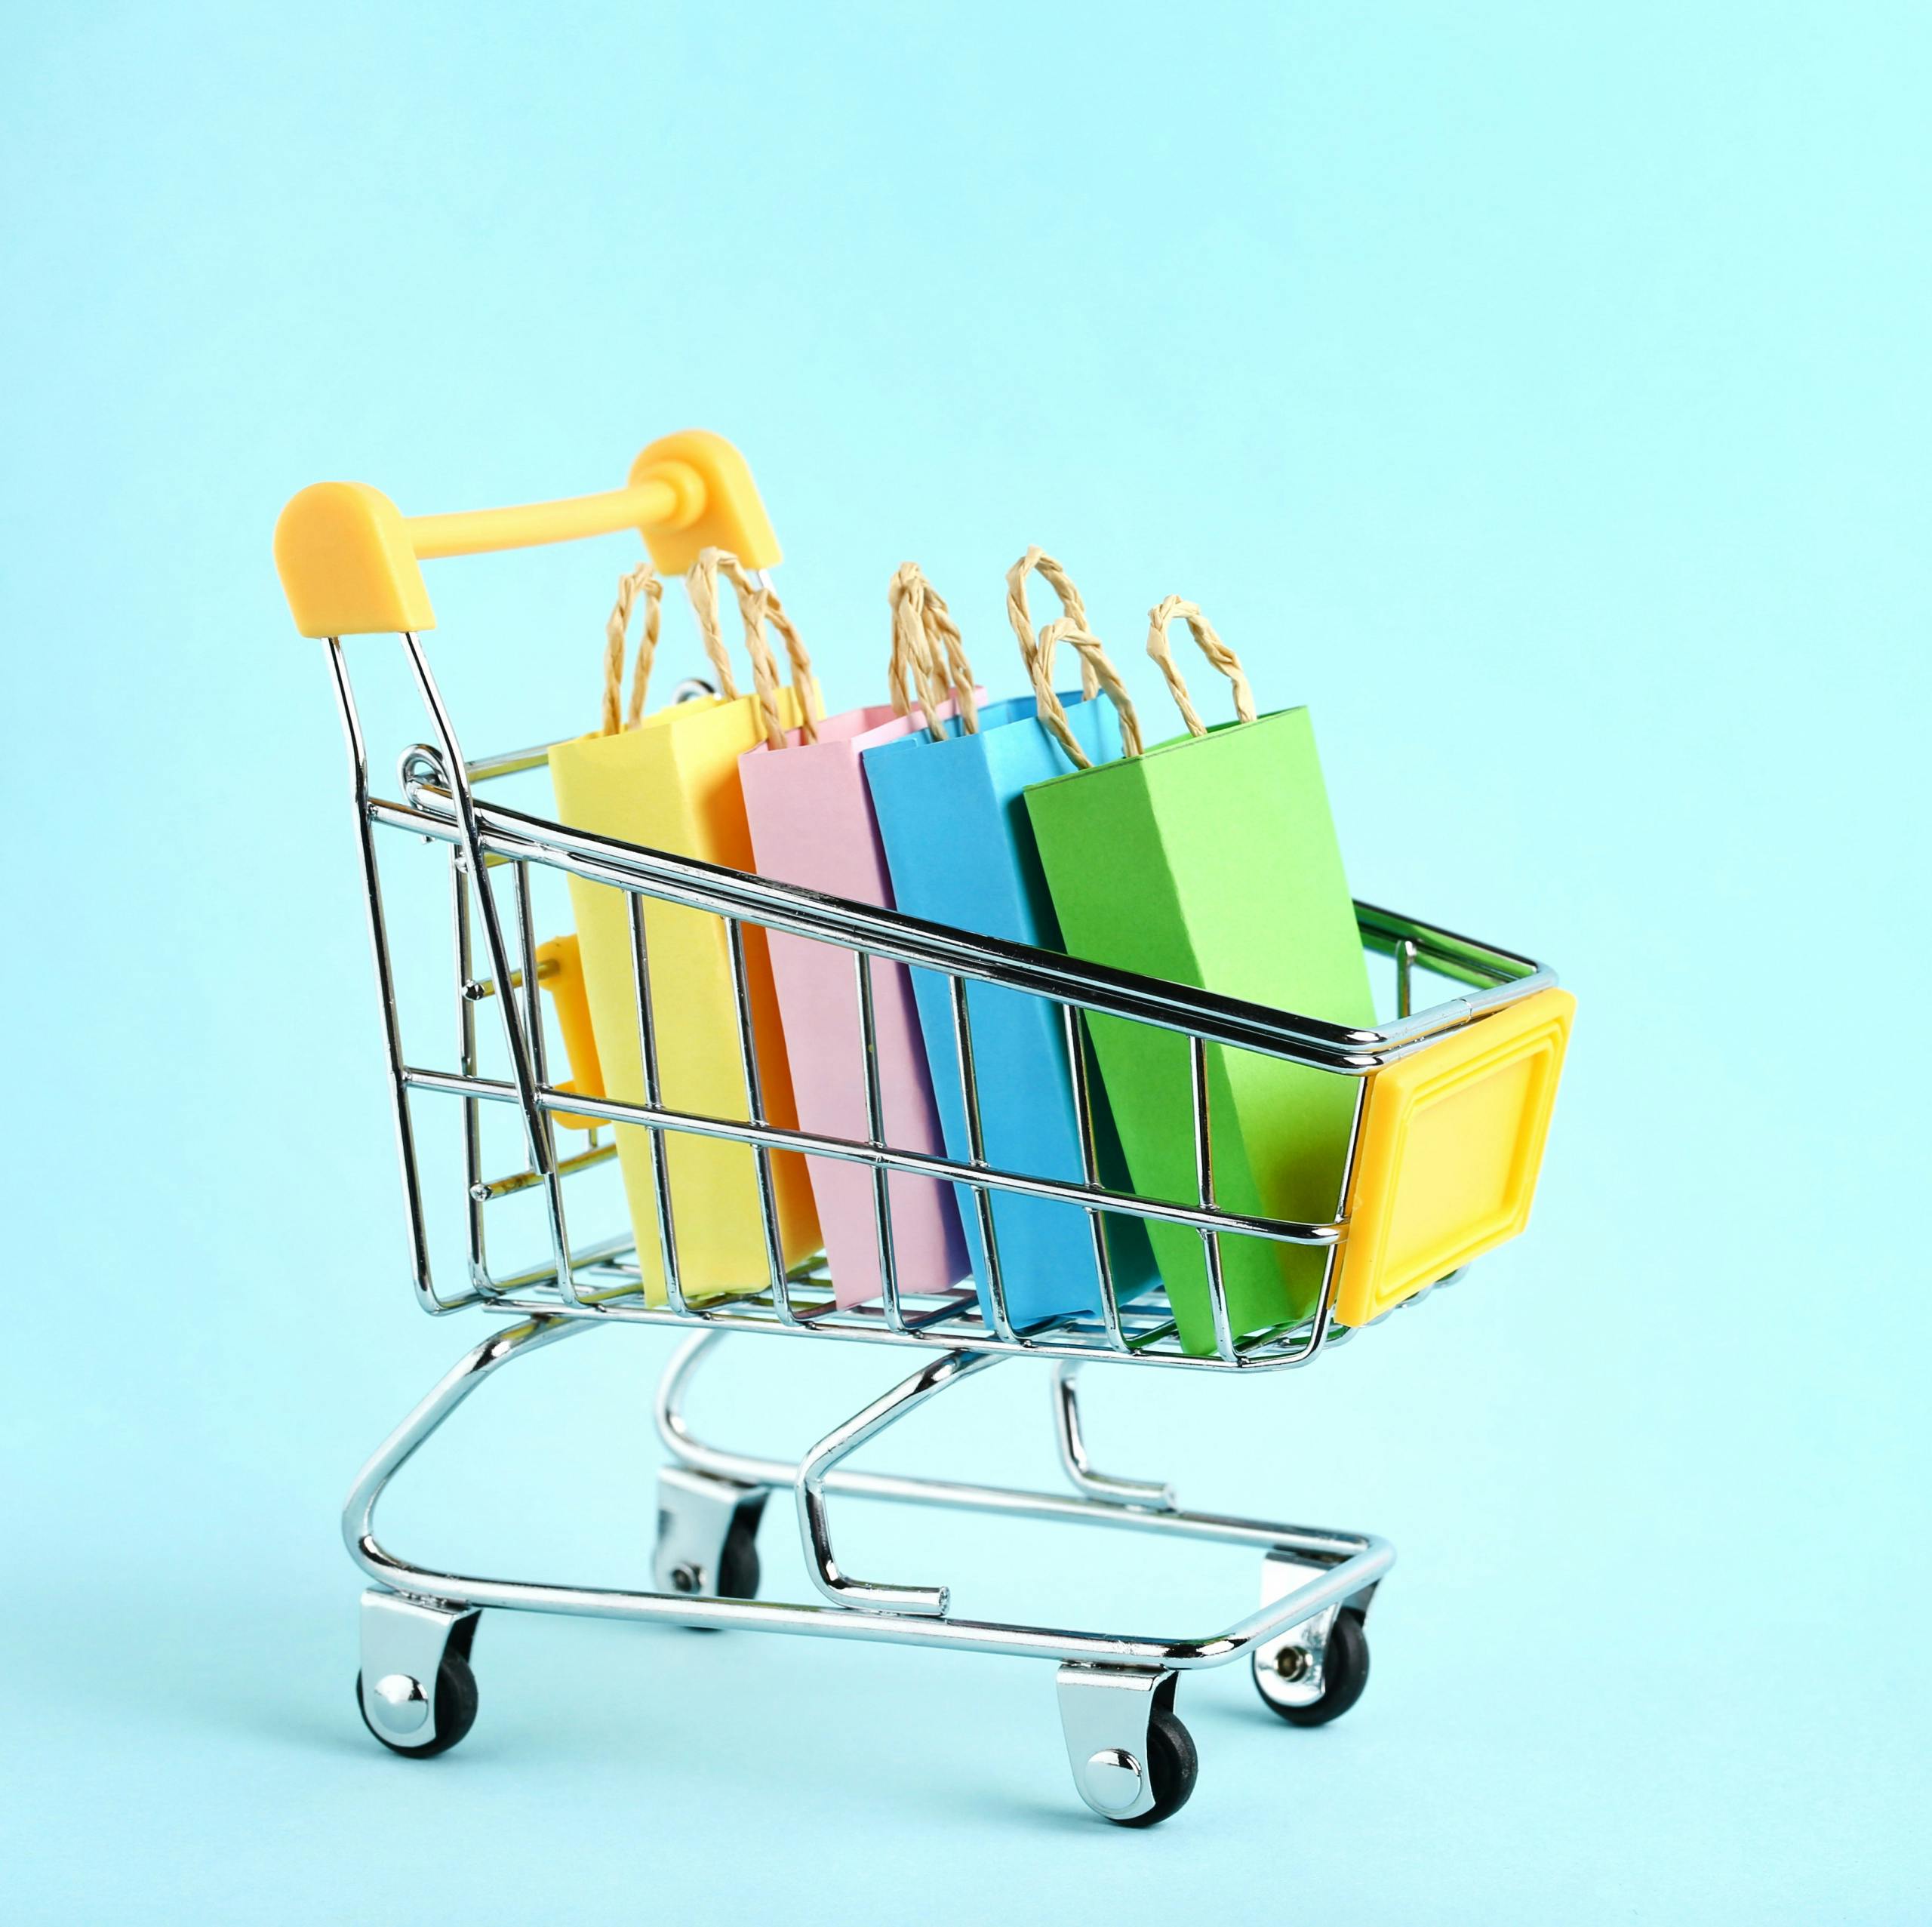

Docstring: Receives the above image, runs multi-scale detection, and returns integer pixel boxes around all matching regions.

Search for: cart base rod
[343,1315,1392,1672]
[351,1539,1384,1668]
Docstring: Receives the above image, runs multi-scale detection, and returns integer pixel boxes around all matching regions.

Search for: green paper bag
[1020,600,1374,1355]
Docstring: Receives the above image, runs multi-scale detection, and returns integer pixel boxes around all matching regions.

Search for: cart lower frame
[349,1321,1391,1823]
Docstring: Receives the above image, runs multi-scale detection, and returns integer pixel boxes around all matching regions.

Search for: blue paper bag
[861,694,1156,1328]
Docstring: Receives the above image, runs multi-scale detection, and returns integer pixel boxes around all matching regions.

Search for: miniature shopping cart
[275,432,1574,1827]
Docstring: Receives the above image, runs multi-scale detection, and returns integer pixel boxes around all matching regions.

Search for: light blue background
[5,4,1928,1921]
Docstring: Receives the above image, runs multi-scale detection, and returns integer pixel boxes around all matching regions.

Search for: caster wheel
[655,1476,767,1615]
[356,1649,478,1758]
[669,1512,761,1630]
[717,1516,761,1599]
[1254,1606,1369,1728]
[1108,1707,1198,1828]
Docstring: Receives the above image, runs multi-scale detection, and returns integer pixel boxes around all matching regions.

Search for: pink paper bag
[740,699,974,1307]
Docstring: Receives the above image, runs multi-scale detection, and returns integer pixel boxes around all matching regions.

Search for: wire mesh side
[433,863,1373,1367]
[337,634,1550,1365]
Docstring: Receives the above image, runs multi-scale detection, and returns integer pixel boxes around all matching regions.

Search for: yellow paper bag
[548,553,821,1301]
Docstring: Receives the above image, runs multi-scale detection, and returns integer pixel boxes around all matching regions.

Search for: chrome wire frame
[345,1320,1392,1670]
[324,621,1540,1698]
[327,631,1554,1368]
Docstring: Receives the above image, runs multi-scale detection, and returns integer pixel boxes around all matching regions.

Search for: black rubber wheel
[1109,1707,1199,1828]
[1255,1607,1370,1728]
[716,1517,761,1599]
[675,1512,761,1631]
[356,1649,478,1758]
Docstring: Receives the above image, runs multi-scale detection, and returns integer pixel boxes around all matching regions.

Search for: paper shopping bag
[1022,599,1374,1355]
[736,565,973,1308]
[548,553,821,1303]
[860,553,1155,1331]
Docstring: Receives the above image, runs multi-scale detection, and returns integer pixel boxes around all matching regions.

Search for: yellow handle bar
[273,429,781,638]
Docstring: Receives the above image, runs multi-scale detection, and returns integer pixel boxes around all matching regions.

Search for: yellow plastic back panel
[547,694,820,1304]
[1334,987,1574,1326]
[273,430,781,636]
[534,934,606,1132]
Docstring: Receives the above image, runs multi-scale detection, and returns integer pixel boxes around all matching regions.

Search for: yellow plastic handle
[407,469,694,561]
[273,429,782,638]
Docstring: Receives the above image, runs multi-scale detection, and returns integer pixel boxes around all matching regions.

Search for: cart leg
[652,1465,769,1602]
[1249,1549,1377,1726]
[795,1347,1001,1615]
[1049,1361,1176,1510]
[357,1589,481,1757]
[1056,1664,1198,1827]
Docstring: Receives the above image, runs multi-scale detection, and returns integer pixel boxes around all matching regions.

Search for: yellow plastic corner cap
[632,430,781,575]
[1334,987,1576,1328]
[274,481,436,638]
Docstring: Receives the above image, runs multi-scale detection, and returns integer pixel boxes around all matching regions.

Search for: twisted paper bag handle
[1023,594,1259,768]
[1145,595,1257,737]
[687,547,821,751]
[887,561,980,741]
[1020,615,1145,767]
[597,562,665,735]
[1005,546,1100,702]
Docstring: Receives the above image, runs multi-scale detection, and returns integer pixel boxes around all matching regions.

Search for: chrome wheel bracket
[358,1589,478,1748]
[652,1465,768,1599]
[1055,1664,1176,1822]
